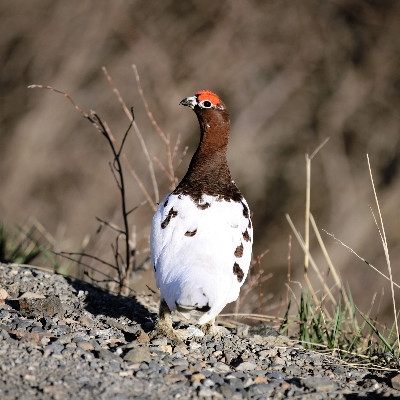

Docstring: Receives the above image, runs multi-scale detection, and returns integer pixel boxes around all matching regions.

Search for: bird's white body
[151,192,253,325]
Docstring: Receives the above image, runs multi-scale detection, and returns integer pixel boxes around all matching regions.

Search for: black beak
[179,95,197,109]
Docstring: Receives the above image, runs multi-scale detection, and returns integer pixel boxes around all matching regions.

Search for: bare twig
[122,153,157,211]
[102,66,132,120]
[131,121,160,204]
[29,84,135,293]
[56,251,135,296]
[171,134,182,163]
[322,230,400,291]
[95,217,124,235]
[28,85,90,119]
[103,66,159,208]
[56,250,116,271]
[234,249,270,318]
[132,64,181,190]
[153,155,173,182]
[132,64,166,141]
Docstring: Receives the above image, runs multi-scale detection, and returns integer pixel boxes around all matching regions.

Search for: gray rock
[249,322,280,338]
[123,347,151,363]
[213,362,231,373]
[97,349,122,362]
[171,357,189,367]
[266,371,286,380]
[198,388,223,398]
[235,361,257,371]
[19,294,64,318]
[248,382,275,396]
[300,376,337,392]
[43,343,64,355]
[76,340,95,352]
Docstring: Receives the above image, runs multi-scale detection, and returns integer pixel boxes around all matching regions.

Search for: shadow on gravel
[66,276,157,333]
[343,372,399,400]
[344,394,399,400]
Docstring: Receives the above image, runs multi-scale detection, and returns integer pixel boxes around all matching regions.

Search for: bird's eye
[200,100,212,108]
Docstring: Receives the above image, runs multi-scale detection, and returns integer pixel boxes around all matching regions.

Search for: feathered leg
[153,299,185,343]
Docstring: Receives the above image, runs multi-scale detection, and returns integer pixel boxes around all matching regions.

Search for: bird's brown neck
[174,108,242,203]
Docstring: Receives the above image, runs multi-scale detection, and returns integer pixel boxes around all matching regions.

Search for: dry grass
[280,148,400,367]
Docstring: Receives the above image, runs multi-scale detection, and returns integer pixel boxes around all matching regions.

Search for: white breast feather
[150,193,253,325]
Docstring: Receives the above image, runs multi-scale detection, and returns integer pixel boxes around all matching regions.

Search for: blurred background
[1,0,400,322]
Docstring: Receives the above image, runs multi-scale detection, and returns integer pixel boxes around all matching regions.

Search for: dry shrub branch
[28,66,185,294]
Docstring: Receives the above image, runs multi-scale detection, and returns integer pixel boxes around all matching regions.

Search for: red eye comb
[195,90,221,105]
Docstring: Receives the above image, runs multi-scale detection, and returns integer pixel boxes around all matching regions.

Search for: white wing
[150,192,253,324]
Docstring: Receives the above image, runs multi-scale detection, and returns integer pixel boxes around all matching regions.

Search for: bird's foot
[198,322,230,338]
[150,321,207,343]
[150,322,186,344]
[151,299,190,344]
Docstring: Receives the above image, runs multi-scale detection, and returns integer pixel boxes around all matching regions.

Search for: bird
[150,90,253,341]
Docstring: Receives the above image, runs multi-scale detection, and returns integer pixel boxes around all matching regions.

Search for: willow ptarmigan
[150,90,253,341]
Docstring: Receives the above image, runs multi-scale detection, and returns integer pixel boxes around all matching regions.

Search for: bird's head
[179,90,230,148]
[180,90,226,112]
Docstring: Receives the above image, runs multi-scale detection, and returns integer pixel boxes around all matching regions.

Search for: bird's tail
[175,285,211,313]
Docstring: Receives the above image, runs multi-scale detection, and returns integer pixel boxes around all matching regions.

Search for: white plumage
[151,192,253,325]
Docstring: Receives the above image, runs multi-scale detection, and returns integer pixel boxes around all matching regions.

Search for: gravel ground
[0,262,399,399]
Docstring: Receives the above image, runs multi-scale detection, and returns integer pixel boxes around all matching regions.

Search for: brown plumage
[174,91,243,204]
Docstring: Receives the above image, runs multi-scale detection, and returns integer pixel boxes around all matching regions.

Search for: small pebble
[236,361,257,371]
[76,341,94,352]
[391,374,400,390]
[123,347,151,363]
[300,377,337,392]
[267,371,285,380]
